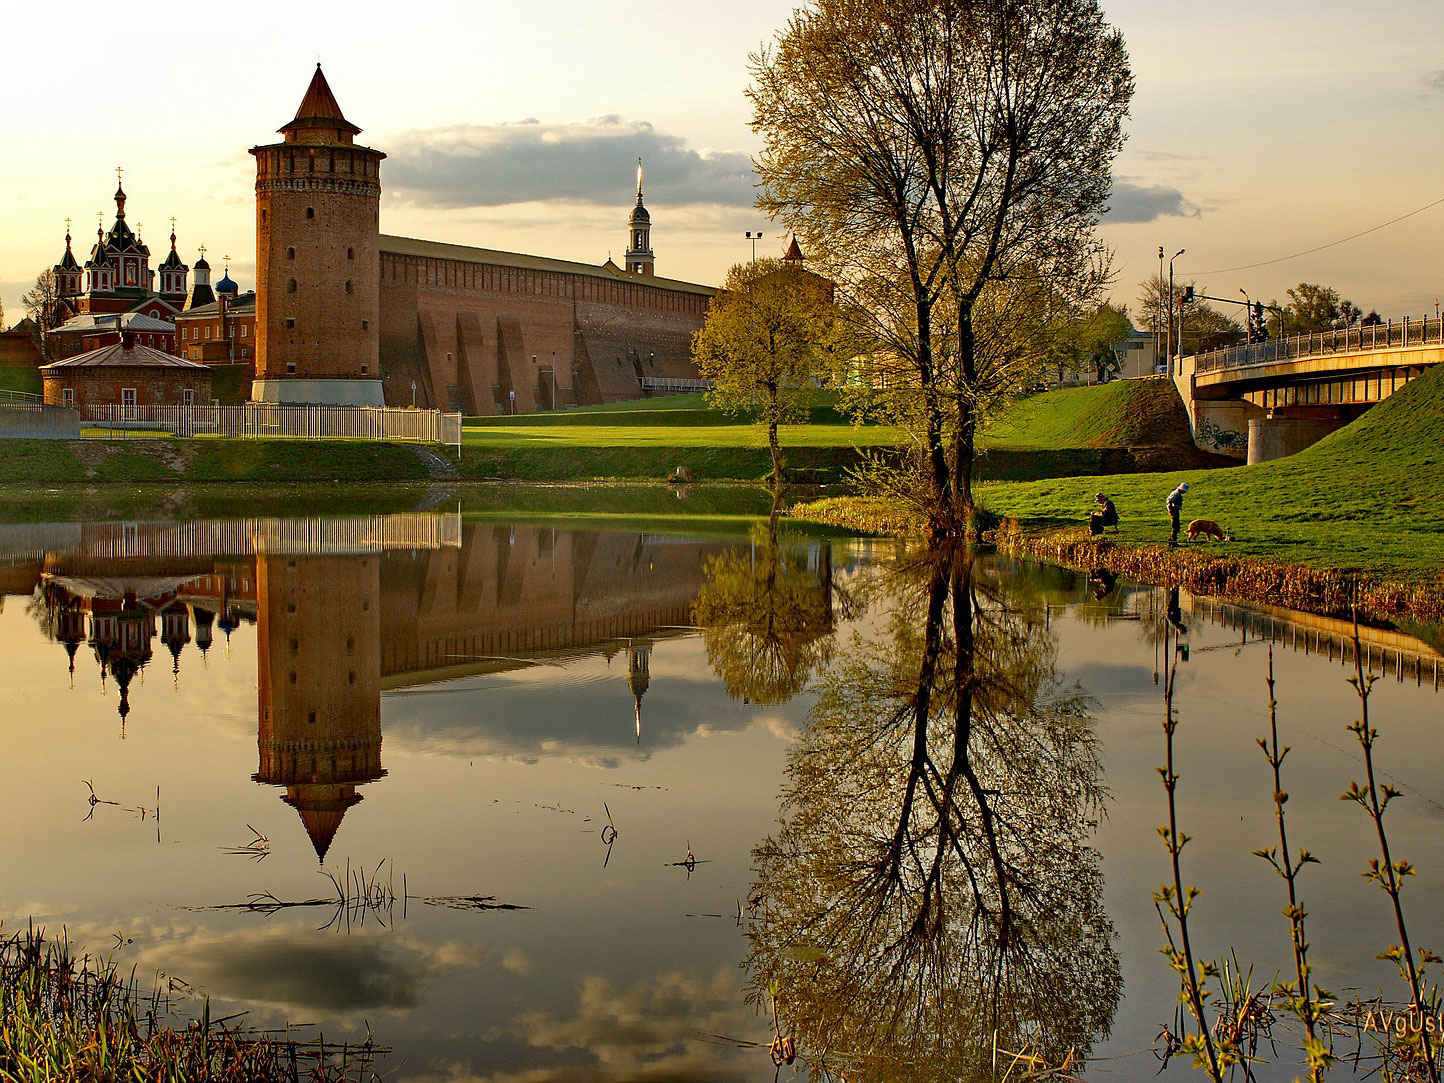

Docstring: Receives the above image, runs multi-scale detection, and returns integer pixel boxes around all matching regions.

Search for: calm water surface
[2,512,1441,1081]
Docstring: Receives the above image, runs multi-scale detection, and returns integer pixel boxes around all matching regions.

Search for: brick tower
[250,65,386,405]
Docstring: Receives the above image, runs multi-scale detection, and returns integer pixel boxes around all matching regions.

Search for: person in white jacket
[1166,482,1189,547]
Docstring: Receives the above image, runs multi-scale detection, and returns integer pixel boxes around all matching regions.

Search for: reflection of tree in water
[746,546,1119,1080]
[692,509,845,706]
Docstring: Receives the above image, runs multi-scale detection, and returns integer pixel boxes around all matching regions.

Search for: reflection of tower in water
[253,554,385,862]
[102,595,155,725]
[626,638,651,743]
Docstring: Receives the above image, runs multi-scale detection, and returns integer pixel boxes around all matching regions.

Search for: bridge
[1172,315,1444,463]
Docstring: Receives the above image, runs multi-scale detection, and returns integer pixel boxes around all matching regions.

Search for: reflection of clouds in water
[382,666,785,766]
[131,926,482,1015]
[399,967,756,1082]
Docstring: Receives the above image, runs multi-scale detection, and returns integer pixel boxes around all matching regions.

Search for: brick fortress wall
[377,238,712,414]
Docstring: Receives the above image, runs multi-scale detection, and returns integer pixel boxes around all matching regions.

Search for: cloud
[383,117,757,209]
[133,927,480,1014]
[1426,70,1444,96]
[1103,181,1200,223]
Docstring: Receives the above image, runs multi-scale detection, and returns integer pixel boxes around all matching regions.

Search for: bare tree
[21,269,64,361]
[749,0,1133,537]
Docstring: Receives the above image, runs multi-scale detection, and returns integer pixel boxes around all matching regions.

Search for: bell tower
[250,65,386,406]
[624,159,654,276]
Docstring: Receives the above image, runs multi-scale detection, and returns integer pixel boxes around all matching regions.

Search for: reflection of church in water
[23,519,729,860]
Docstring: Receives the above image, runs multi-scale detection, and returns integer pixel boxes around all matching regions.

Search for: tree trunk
[766,386,785,493]
[917,297,954,539]
[951,305,978,536]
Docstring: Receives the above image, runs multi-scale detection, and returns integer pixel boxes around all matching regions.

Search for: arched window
[286,247,295,260]
[287,279,297,293]
[305,207,315,219]
[347,247,354,260]
[344,280,353,294]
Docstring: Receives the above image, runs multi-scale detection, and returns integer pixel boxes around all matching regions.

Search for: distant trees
[749,0,1133,538]
[1267,282,1363,336]
[692,257,845,491]
[1136,273,1244,356]
[1057,301,1133,380]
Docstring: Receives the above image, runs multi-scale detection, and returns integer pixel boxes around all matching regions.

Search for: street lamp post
[1239,288,1251,343]
[746,231,764,262]
[1157,246,1165,371]
[1167,249,1185,372]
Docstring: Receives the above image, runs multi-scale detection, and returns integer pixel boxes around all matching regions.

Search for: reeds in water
[0,924,389,1081]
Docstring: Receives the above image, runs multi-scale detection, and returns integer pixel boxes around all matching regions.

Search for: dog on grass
[1184,518,1231,543]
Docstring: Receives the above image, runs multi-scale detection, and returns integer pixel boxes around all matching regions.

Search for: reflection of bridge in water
[1189,594,1443,689]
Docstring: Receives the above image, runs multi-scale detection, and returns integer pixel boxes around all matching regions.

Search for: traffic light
[1182,285,1195,303]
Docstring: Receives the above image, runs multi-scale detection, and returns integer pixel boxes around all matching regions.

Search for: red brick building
[41,332,213,409]
[174,283,257,366]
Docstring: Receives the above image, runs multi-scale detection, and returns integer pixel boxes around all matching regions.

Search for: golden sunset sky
[4,0,1442,324]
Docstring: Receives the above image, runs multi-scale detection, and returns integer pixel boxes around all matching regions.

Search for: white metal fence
[639,377,714,392]
[79,403,462,455]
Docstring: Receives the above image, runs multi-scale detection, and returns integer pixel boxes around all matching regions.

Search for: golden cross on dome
[198,244,207,259]
[116,166,124,185]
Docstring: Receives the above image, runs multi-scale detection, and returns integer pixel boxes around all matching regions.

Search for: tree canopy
[692,257,845,489]
[749,0,1133,536]
[1268,282,1363,336]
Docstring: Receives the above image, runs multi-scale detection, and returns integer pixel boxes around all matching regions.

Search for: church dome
[216,271,238,294]
[629,202,650,223]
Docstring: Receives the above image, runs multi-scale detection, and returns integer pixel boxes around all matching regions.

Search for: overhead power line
[1192,193,1444,276]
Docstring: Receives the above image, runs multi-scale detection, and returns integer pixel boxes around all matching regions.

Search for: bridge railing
[1194,314,1444,374]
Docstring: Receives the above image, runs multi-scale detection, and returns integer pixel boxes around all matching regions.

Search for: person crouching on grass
[1089,492,1118,536]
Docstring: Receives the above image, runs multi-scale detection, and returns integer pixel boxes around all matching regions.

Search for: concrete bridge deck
[1174,315,1444,463]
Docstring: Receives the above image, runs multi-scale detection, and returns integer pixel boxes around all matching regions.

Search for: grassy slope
[0,367,42,396]
[979,363,1444,578]
[981,378,1193,449]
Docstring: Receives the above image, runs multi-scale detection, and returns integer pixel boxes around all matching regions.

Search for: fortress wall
[378,248,710,413]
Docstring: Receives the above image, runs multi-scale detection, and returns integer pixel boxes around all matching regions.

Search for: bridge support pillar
[1246,417,1348,464]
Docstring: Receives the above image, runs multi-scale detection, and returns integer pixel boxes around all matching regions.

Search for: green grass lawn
[979,365,1444,579]
[462,422,898,449]
[459,400,899,480]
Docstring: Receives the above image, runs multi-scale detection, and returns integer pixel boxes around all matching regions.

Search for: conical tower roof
[284,784,362,862]
[282,64,362,138]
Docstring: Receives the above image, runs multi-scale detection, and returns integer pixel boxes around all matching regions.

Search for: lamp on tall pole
[1167,249,1185,372]
[1157,246,1165,372]
[746,231,764,262]
[1239,288,1252,343]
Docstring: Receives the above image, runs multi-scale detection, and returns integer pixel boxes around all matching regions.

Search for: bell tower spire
[625,158,654,277]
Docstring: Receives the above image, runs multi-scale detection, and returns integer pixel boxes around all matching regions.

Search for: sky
[4,0,1444,327]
